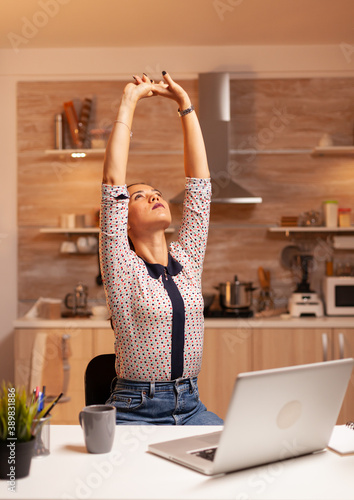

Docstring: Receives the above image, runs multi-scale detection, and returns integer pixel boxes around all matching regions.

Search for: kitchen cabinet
[14,328,94,424]
[93,328,115,356]
[200,326,354,425]
[252,328,332,370]
[198,327,331,422]
[333,329,354,423]
[252,328,354,424]
[14,326,115,424]
[198,327,253,420]
[14,321,354,425]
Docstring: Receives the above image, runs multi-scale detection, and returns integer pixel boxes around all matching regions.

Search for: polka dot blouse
[100,177,211,382]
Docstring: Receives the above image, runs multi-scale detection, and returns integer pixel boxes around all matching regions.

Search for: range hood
[170,72,262,204]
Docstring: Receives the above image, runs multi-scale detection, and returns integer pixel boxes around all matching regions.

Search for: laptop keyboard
[192,447,217,461]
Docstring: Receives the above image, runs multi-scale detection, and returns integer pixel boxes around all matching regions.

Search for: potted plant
[0,382,49,480]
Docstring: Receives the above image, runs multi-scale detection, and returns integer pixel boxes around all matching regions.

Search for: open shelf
[40,227,175,234]
[44,149,105,158]
[230,148,312,155]
[268,226,354,236]
[312,146,354,157]
[40,227,99,234]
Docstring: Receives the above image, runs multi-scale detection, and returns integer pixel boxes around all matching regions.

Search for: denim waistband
[114,377,198,398]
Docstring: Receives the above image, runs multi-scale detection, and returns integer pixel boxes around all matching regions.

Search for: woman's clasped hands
[126,72,191,109]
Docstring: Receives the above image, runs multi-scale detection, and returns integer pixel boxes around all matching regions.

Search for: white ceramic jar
[323,200,338,227]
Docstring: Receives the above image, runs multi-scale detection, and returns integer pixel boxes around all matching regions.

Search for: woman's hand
[122,74,156,106]
[152,71,191,110]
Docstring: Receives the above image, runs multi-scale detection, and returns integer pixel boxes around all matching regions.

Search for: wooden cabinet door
[14,329,38,389]
[14,328,93,424]
[198,327,252,420]
[50,328,93,424]
[253,328,333,371]
[333,329,354,424]
[93,328,115,356]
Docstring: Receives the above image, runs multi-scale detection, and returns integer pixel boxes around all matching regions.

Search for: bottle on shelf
[54,113,64,150]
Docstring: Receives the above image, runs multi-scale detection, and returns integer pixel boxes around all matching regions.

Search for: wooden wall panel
[230,78,354,149]
[17,78,354,314]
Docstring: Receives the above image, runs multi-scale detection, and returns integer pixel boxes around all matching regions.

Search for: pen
[39,386,46,412]
[37,392,44,413]
[42,392,63,418]
[41,385,46,407]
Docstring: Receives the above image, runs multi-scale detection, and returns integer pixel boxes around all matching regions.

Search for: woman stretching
[100,71,223,425]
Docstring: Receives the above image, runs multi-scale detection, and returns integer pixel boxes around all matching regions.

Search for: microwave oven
[322,276,354,316]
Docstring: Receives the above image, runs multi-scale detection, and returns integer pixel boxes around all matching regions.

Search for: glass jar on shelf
[338,208,351,228]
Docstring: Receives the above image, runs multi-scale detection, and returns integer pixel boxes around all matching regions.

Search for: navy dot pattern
[100,177,211,381]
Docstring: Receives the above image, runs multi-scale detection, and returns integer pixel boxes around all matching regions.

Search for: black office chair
[84,353,117,406]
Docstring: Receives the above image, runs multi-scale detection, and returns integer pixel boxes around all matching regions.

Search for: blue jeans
[106,377,224,425]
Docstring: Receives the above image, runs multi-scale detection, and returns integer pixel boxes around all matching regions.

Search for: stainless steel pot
[216,276,257,310]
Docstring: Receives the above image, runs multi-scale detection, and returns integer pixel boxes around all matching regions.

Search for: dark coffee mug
[79,405,116,454]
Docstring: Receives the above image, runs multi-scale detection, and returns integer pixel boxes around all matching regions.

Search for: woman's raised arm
[154,72,210,180]
[102,75,154,186]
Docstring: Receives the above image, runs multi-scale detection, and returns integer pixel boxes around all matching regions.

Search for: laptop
[148,358,354,475]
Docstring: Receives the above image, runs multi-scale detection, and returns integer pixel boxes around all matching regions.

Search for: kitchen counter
[14,315,354,329]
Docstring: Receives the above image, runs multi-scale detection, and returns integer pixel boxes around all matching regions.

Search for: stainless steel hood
[170,72,262,204]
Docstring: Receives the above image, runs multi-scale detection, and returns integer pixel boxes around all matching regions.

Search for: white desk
[1,425,353,500]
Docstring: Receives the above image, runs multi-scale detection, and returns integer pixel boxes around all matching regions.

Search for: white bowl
[60,241,77,253]
[91,305,109,320]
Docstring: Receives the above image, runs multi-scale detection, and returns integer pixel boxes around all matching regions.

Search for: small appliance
[322,276,354,316]
[62,283,91,317]
[288,255,324,317]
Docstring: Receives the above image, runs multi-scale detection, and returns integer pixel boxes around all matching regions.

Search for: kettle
[64,283,89,316]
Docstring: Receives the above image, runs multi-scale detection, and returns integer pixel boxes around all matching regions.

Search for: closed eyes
[131,190,163,201]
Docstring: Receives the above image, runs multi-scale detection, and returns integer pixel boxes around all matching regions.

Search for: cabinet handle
[322,333,328,362]
[338,332,345,359]
[61,334,71,400]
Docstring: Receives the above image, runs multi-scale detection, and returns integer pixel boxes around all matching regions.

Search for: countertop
[13,315,354,329]
[1,425,353,500]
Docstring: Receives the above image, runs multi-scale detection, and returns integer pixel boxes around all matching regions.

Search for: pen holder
[32,415,52,458]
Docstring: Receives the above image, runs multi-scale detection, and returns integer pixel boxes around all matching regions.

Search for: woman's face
[127,184,172,235]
